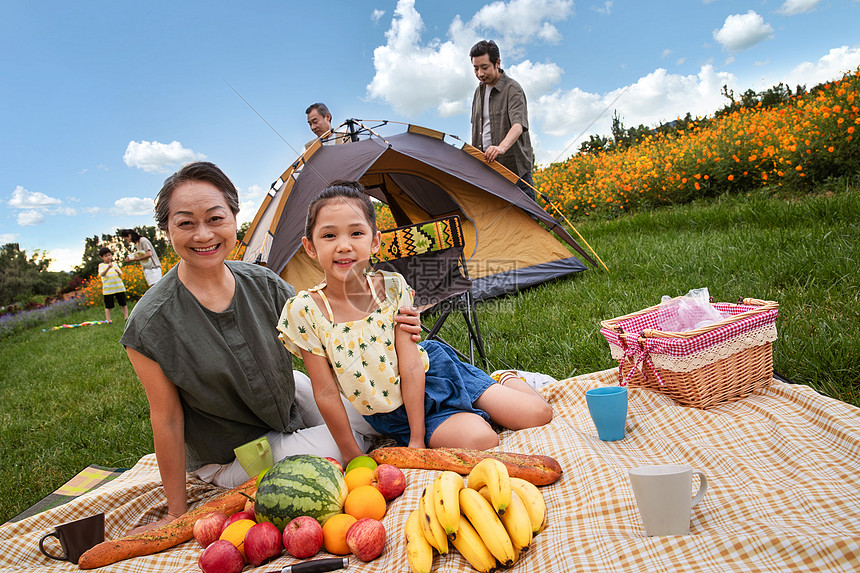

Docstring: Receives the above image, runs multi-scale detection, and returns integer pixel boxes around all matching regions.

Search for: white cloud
[17,211,45,226]
[366,0,475,117]
[507,60,564,97]
[592,1,613,15]
[111,197,155,216]
[237,184,268,226]
[713,11,774,52]
[777,0,821,16]
[371,9,385,24]
[784,46,860,88]
[0,233,19,243]
[47,247,80,272]
[534,65,737,162]
[123,140,207,173]
[470,0,573,49]
[366,0,573,117]
[8,186,62,209]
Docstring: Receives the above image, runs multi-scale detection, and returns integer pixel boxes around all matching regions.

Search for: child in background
[98,247,128,322]
[277,182,552,464]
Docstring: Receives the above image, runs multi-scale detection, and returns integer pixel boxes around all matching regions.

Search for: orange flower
[728,174,734,181]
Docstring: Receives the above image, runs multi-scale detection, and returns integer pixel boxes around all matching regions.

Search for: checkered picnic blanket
[2,369,859,572]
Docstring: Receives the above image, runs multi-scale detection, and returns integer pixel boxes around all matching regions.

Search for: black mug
[38,513,105,564]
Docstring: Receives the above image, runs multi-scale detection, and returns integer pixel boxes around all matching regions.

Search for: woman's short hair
[155,162,240,230]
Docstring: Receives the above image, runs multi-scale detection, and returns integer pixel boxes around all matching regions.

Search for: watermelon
[254,454,347,530]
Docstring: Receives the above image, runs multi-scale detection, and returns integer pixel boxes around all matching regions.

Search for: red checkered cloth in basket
[600,302,778,386]
[602,302,778,357]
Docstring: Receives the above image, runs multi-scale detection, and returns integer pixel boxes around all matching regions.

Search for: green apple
[344,455,378,474]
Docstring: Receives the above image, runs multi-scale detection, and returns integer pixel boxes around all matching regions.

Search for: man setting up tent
[304,102,349,150]
[469,40,536,201]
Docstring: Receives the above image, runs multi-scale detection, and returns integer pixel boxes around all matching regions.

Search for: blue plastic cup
[585,386,628,441]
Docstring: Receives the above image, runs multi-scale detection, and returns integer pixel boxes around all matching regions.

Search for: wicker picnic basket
[600,298,779,409]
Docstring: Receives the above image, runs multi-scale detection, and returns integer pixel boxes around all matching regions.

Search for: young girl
[277,182,553,463]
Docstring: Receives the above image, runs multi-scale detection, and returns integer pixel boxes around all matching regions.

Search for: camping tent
[235,121,597,300]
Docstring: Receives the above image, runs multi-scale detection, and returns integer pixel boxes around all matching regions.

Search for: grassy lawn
[1,183,857,524]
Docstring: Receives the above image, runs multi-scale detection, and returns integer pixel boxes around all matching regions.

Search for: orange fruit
[343,484,387,521]
[344,466,374,491]
[322,513,357,555]
[219,519,256,559]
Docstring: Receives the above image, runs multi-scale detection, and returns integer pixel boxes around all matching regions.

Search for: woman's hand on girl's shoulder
[395,306,422,342]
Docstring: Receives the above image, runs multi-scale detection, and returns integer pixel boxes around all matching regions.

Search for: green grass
[1,183,858,524]
[0,306,152,523]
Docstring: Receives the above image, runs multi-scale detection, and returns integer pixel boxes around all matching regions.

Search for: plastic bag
[657,287,724,332]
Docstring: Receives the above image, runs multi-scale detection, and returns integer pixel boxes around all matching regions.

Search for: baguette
[77,478,256,570]
[368,447,562,486]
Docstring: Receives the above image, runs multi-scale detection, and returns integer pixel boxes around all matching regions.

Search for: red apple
[282,515,324,559]
[345,518,386,562]
[194,511,230,548]
[243,498,255,515]
[372,464,406,500]
[224,510,255,528]
[198,539,244,573]
[324,456,344,474]
[243,521,283,567]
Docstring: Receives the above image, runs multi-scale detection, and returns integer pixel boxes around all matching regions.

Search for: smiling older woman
[120,162,421,532]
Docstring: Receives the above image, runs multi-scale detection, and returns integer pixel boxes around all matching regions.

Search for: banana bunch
[403,462,548,573]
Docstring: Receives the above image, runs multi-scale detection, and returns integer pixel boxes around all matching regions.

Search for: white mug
[628,464,707,536]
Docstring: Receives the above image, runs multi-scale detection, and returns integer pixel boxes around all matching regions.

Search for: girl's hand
[395,306,422,342]
[407,438,426,450]
[126,514,173,536]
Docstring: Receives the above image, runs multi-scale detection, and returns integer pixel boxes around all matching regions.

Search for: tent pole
[522,180,610,272]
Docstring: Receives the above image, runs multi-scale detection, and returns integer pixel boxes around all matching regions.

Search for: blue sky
[2,0,858,272]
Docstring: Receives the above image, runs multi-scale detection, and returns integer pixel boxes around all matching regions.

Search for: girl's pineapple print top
[278,270,429,415]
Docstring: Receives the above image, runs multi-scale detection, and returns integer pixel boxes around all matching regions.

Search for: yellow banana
[467,458,511,515]
[433,471,464,538]
[419,485,448,554]
[459,487,516,567]
[450,513,497,573]
[478,486,532,554]
[509,477,547,536]
[406,540,434,573]
[405,508,426,542]
[405,509,434,573]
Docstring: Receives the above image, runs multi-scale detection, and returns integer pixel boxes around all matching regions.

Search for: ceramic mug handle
[691,470,708,507]
[38,531,67,561]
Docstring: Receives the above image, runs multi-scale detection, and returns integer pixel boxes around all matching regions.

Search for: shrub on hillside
[535,69,859,218]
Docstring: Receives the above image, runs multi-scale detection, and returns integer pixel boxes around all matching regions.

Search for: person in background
[305,102,350,150]
[120,229,162,286]
[120,162,422,534]
[97,247,128,322]
[469,40,537,201]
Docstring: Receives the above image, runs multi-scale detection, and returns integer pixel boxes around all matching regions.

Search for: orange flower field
[535,69,859,218]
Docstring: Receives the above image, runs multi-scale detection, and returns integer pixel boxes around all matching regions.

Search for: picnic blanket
[3,368,859,572]
[8,466,128,524]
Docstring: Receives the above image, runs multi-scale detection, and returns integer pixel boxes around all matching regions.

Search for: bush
[535,69,860,218]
